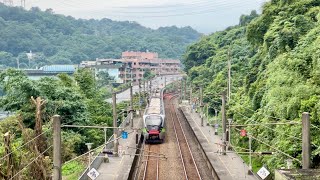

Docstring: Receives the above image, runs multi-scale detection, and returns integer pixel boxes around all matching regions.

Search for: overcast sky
[19,0,266,34]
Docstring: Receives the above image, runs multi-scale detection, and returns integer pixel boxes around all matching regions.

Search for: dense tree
[0,4,201,68]
[183,0,320,175]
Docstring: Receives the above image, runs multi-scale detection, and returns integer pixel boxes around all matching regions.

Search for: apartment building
[81,51,181,84]
[119,51,181,83]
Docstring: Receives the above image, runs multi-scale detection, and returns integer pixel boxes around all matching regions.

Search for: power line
[47,0,258,18]
[0,128,51,161]
[234,127,302,164]
[63,143,105,165]
[235,111,302,142]
[9,145,52,180]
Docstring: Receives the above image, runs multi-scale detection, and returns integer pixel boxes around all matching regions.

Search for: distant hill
[0,4,201,68]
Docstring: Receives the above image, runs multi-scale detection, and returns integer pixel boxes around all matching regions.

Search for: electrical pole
[184,78,187,101]
[112,92,118,156]
[228,49,231,101]
[200,86,204,126]
[138,79,141,115]
[206,104,209,125]
[302,112,310,169]
[149,80,152,96]
[221,90,227,155]
[53,115,61,180]
[20,0,25,8]
[130,82,133,128]
[248,136,252,174]
[124,64,127,84]
[189,84,192,105]
[180,80,183,103]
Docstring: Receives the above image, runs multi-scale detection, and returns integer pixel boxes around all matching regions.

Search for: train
[143,88,166,143]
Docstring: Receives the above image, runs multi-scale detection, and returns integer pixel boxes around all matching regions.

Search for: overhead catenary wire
[9,145,52,180]
[235,111,302,142]
[54,0,233,11]
[0,128,52,161]
[234,127,302,164]
[42,0,261,18]
[63,129,136,165]
[63,143,105,165]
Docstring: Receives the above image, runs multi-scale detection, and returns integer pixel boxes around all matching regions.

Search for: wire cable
[0,128,52,161]
[9,145,52,180]
[235,111,302,142]
[235,127,302,164]
[63,143,105,165]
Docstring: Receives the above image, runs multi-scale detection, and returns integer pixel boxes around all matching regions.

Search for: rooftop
[40,65,76,72]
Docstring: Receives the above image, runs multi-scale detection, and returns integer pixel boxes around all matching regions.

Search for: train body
[143,88,165,143]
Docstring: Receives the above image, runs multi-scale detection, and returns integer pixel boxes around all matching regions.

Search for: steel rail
[142,145,149,180]
[174,99,202,179]
[142,145,159,180]
[168,95,189,179]
[170,95,202,180]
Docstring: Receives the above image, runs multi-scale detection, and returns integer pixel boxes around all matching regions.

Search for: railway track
[133,93,205,180]
[143,145,160,180]
[169,95,202,180]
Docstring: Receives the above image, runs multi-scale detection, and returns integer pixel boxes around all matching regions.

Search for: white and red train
[143,88,165,143]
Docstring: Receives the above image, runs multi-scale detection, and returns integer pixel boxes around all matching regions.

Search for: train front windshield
[145,116,162,131]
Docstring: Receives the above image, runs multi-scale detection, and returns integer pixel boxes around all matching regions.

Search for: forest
[0,68,149,179]
[0,3,201,68]
[183,0,320,173]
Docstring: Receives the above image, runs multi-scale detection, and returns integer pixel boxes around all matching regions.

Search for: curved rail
[169,95,202,180]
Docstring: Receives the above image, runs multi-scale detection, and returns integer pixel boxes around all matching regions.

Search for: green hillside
[0,3,201,68]
[183,0,320,173]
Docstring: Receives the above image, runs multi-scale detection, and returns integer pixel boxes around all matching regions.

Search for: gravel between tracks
[174,99,214,180]
[158,97,185,180]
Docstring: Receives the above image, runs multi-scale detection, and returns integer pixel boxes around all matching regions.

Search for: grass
[62,161,86,180]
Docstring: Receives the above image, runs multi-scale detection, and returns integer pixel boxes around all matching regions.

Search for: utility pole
[200,86,204,126]
[16,58,19,69]
[149,80,152,96]
[53,115,61,180]
[112,92,118,156]
[221,90,227,155]
[214,108,218,135]
[130,82,133,128]
[228,49,231,101]
[124,63,127,84]
[248,136,252,174]
[180,80,183,103]
[189,83,192,105]
[138,79,141,115]
[184,78,187,101]
[206,104,209,125]
[164,76,166,87]
[302,112,310,169]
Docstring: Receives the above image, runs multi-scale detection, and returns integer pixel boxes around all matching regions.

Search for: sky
[18,0,267,34]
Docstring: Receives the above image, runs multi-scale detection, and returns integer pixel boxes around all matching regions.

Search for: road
[106,75,182,103]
